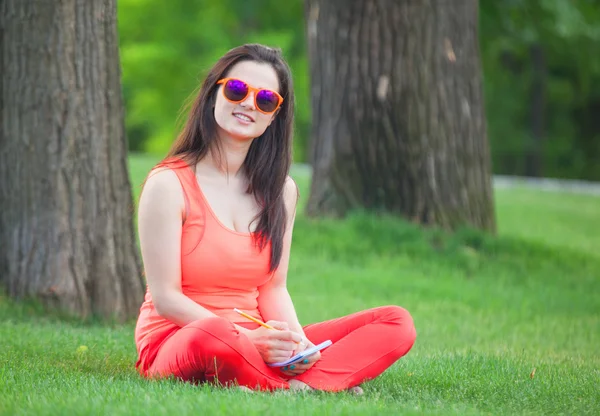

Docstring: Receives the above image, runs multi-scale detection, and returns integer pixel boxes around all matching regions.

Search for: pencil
[233,308,303,345]
[233,308,276,330]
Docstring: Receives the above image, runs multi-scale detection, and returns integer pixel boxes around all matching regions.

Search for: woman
[134,44,416,393]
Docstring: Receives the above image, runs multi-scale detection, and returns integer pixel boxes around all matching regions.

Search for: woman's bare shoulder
[139,167,185,212]
[283,175,300,211]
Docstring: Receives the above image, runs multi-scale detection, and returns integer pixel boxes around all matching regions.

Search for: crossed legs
[148,306,417,392]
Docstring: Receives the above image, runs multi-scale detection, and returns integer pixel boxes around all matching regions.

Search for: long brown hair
[165,44,294,272]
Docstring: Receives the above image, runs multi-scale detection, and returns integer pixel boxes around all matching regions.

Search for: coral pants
[148,305,416,391]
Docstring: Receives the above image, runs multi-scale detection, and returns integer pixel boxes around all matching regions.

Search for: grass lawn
[1,153,599,415]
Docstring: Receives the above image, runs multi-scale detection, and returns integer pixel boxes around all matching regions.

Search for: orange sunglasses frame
[217,78,284,114]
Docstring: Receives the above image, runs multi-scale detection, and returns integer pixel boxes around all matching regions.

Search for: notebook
[267,340,333,368]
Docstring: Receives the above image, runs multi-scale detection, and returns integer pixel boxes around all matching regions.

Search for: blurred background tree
[303,0,495,231]
[119,0,600,181]
[480,0,600,180]
[1,0,143,320]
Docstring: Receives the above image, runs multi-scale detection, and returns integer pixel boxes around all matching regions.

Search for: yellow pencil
[233,308,303,345]
[233,308,276,330]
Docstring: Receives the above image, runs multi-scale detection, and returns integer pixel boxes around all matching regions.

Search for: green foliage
[119,1,600,179]
[480,0,600,180]
[118,0,310,161]
[1,154,599,414]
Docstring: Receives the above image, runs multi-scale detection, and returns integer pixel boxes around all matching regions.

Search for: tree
[0,0,144,320]
[480,0,600,181]
[304,0,496,231]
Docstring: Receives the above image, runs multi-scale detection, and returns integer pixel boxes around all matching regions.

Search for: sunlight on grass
[495,187,600,257]
[1,154,598,415]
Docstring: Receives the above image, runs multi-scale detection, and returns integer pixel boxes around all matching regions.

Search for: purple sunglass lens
[225,79,248,101]
[256,90,279,112]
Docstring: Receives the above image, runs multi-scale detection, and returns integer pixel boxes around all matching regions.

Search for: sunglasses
[217,78,283,114]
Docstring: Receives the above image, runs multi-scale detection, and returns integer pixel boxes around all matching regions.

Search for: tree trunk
[305,0,496,231]
[0,0,144,320]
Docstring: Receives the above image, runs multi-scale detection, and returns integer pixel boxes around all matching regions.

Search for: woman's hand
[245,321,302,364]
[279,339,321,377]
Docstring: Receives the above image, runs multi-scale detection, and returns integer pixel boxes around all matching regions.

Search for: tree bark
[305,0,496,231]
[0,0,144,320]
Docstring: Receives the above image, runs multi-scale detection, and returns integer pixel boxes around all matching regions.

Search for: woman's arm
[257,177,305,337]
[138,168,221,328]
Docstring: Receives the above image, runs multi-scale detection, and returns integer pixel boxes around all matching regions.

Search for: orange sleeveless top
[134,158,273,375]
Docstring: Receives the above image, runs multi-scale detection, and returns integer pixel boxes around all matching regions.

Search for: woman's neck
[207,136,253,176]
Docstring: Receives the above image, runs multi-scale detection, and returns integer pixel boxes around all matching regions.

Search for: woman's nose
[240,91,256,110]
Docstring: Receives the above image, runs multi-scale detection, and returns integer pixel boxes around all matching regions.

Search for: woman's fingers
[305,351,321,363]
[268,346,298,361]
[263,337,303,364]
[278,340,323,374]
[271,339,297,352]
[267,355,292,364]
[280,360,314,376]
[264,335,324,370]
[265,320,289,331]
[281,354,321,375]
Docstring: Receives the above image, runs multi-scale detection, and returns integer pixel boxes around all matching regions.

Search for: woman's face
[213,60,281,143]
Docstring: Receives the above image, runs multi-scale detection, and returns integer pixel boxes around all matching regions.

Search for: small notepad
[267,340,333,367]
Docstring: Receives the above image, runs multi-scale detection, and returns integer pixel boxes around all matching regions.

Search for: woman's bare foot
[237,385,254,393]
[347,386,364,396]
[288,379,313,392]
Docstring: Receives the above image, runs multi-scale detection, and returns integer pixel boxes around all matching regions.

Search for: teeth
[234,113,252,122]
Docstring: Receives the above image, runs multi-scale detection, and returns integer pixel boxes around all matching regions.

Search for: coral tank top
[134,157,273,375]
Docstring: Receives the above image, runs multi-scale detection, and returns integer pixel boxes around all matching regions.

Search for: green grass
[1,153,599,415]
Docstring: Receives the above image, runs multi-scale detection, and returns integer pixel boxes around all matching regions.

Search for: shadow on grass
[2,212,598,325]
[0,289,137,328]
[293,211,600,275]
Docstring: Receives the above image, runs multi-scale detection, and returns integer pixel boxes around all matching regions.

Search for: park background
[121,0,600,181]
[1,0,599,415]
